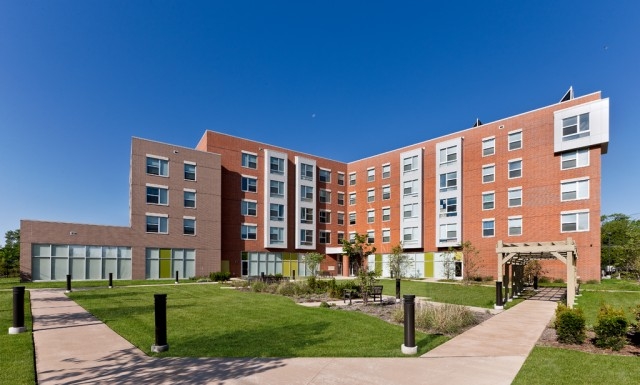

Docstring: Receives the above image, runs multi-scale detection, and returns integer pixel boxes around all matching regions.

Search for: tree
[461,240,480,284]
[388,243,410,279]
[524,260,547,285]
[601,214,640,279]
[341,232,376,275]
[302,252,325,277]
[0,229,20,277]
[441,247,457,280]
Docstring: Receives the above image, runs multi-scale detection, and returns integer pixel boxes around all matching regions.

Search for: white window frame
[337,211,345,225]
[349,212,356,225]
[561,210,590,233]
[184,162,197,181]
[184,190,196,208]
[300,229,313,245]
[146,184,168,205]
[403,155,419,172]
[337,172,345,186]
[183,217,196,236]
[270,227,284,244]
[301,207,314,224]
[241,176,257,193]
[562,113,590,138]
[508,130,522,151]
[319,168,331,183]
[482,191,495,210]
[403,203,419,219]
[349,172,356,186]
[439,145,457,165]
[403,227,418,242]
[270,156,285,175]
[269,203,285,221]
[382,185,391,200]
[367,167,375,182]
[319,189,331,204]
[482,164,495,183]
[561,149,590,170]
[319,230,331,244]
[508,216,523,236]
[508,187,522,208]
[319,210,331,224]
[270,180,285,197]
[146,214,168,234]
[439,224,457,242]
[301,185,313,201]
[367,188,375,203]
[367,230,375,243]
[561,178,590,201]
[300,163,314,181]
[482,219,495,238]
[439,197,457,217]
[382,229,391,243]
[382,207,391,222]
[367,209,375,223]
[349,192,356,205]
[439,172,457,191]
[508,159,522,179]
[382,163,391,179]
[146,156,169,177]
[241,152,258,169]
[482,137,495,157]
[337,192,345,205]
[241,224,257,240]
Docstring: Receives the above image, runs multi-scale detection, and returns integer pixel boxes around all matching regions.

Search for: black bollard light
[9,286,26,334]
[395,278,401,302]
[66,274,72,293]
[495,281,503,309]
[151,294,169,352]
[108,272,113,289]
[533,275,539,290]
[292,270,296,281]
[401,294,417,354]
[175,270,179,284]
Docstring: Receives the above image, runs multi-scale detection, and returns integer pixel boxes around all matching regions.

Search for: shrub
[586,279,599,285]
[251,281,266,293]
[554,304,586,344]
[319,301,331,308]
[209,271,231,282]
[415,303,477,334]
[329,280,360,299]
[392,305,404,323]
[553,278,565,284]
[594,304,629,351]
[538,276,551,284]
[276,281,297,296]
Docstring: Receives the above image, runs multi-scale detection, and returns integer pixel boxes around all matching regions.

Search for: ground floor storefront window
[145,248,195,279]
[31,244,132,281]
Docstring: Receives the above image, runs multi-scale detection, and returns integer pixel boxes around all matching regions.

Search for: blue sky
[1,1,639,243]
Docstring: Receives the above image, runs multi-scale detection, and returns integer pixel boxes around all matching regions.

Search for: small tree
[356,268,380,305]
[461,240,480,284]
[302,252,325,277]
[524,260,547,285]
[441,248,457,280]
[342,232,376,275]
[0,229,20,277]
[388,243,410,279]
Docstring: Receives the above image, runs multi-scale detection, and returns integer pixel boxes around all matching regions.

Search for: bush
[392,305,404,323]
[251,281,266,293]
[594,304,629,351]
[554,304,586,344]
[276,281,297,296]
[319,301,331,308]
[538,276,551,284]
[553,278,565,284]
[329,280,360,299]
[414,303,477,334]
[209,271,231,282]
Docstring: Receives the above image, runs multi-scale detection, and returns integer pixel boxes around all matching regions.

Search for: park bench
[368,285,384,303]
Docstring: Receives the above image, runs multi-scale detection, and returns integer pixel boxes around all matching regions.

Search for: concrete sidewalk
[30,289,556,385]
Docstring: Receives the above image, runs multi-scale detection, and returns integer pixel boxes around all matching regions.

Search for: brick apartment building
[20,90,609,282]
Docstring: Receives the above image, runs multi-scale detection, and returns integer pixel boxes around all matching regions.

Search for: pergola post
[512,264,519,298]
[566,250,575,308]
[495,249,503,310]
[504,263,511,302]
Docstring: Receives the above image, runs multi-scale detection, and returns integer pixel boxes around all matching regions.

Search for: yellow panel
[221,260,230,273]
[283,261,291,276]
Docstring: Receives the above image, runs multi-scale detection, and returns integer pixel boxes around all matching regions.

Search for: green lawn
[513,346,640,385]
[69,285,448,357]
[378,279,497,308]
[576,290,640,326]
[0,277,187,291]
[581,278,640,292]
[0,291,35,385]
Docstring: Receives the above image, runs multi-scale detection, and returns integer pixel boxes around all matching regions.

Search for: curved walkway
[30,289,556,385]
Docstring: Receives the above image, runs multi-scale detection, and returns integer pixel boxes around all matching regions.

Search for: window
[319,210,331,224]
[270,157,285,174]
[439,224,457,241]
[241,224,257,240]
[403,203,418,218]
[337,172,345,186]
[367,189,375,203]
[337,212,345,225]
[270,180,285,197]
[482,137,495,156]
[242,153,257,169]
[270,203,285,221]
[403,227,418,242]
[337,192,345,205]
[561,149,589,170]
[184,191,196,208]
[270,227,284,244]
[508,160,522,179]
[301,185,313,201]
[382,207,390,222]
[561,211,589,232]
[439,172,457,191]
[183,218,195,235]
[508,217,522,236]
[561,179,589,201]
[382,229,391,243]
[300,229,313,245]
[319,169,331,183]
[147,157,168,176]
[300,163,314,180]
[241,200,257,216]
[241,177,257,192]
[301,208,314,224]
[439,197,457,217]
[482,220,495,237]
[349,212,356,225]
[403,155,419,172]
[367,230,375,243]
[146,215,168,234]
[184,163,196,180]
[382,164,390,179]
[562,113,590,138]
[508,131,522,150]
[482,192,494,210]
[349,192,356,205]
[349,172,356,186]
[146,186,168,205]
[482,165,495,183]
[337,232,345,244]
[367,168,375,182]
[404,179,419,195]
[382,185,391,200]
[367,210,375,223]
[349,232,356,243]
[319,189,331,204]
[439,146,457,164]
[319,231,331,244]
[508,188,522,207]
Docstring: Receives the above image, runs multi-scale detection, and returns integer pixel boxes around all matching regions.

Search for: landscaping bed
[537,325,640,356]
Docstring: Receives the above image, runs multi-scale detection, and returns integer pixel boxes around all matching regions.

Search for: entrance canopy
[496,238,578,308]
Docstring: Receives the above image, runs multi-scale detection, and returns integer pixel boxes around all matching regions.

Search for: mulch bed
[537,326,640,356]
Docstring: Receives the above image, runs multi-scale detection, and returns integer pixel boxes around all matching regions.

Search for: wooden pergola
[495,238,578,309]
